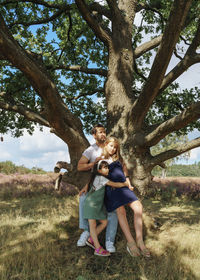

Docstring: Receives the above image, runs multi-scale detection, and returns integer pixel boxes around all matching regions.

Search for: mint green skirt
[83,187,107,220]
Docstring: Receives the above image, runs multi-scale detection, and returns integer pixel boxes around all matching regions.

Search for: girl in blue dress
[103,137,150,258]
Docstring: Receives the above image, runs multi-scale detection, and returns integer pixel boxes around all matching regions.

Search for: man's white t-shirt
[82,143,103,163]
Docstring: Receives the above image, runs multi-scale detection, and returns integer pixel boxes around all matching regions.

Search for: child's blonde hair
[102,136,121,161]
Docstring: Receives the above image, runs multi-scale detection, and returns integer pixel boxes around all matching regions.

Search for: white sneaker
[77,231,90,247]
[106,241,116,253]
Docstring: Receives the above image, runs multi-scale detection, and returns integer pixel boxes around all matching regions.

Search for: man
[77,124,118,253]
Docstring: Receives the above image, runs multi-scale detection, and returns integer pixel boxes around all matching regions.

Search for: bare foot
[127,241,141,257]
[136,240,151,258]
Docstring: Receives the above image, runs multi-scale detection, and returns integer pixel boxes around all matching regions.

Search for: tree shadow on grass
[1,196,200,280]
[142,199,200,229]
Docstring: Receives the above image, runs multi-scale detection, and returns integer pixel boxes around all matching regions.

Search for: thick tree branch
[134,35,163,59]
[89,2,111,20]
[67,88,104,101]
[160,53,200,93]
[47,64,107,77]
[54,161,73,173]
[131,0,193,128]
[0,100,50,127]
[75,0,111,46]
[160,19,200,92]
[106,0,119,13]
[150,137,200,168]
[117,0,138,39]
[144,101,200,147]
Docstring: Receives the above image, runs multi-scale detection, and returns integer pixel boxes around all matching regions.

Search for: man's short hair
[91,124,105,135]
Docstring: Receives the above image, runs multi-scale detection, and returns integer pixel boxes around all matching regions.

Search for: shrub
[149,177,200,201]
[152,162,200,177]
[0,161,46,174]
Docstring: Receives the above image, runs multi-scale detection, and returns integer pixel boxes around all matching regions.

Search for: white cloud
[187,130,200,162]
[19,127,66,152]
[19,150,69,171]
[168,57,200,90]
[0,134,19,161]
[0,149,12,161]
[190,147,200,161]
[0,127,69,171]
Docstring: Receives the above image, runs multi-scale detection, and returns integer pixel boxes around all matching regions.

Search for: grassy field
[0,173,200,280]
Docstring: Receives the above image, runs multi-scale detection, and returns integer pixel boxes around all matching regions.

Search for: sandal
[136,240,151,258]
[94,246,111,257]
[86,236,95,250]
[127,241,141,257]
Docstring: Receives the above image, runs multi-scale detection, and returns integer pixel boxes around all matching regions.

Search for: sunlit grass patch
[0,193,79,280]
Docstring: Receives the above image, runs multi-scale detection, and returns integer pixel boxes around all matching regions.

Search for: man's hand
[79,184,89,196]
[94,156,103,164]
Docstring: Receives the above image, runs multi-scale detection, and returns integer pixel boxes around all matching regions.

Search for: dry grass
[0,174,200,280]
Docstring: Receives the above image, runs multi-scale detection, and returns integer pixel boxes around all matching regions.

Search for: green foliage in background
[1,160,200,177]
[0,161,46,174]
[153,162,200,177]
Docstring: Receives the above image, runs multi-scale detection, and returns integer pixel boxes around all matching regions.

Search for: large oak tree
[0,0,200,194]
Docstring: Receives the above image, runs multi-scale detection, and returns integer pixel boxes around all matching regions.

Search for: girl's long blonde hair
[102,136,121,161]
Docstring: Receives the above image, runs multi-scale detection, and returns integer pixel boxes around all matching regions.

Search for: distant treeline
[1,160,200,177]
[153,162,200,177]
[0,161,46,174]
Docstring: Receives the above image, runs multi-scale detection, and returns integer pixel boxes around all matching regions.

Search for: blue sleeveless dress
[104,161,138,212]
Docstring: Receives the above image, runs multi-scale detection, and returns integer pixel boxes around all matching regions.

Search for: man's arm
[77,155,102,171]
[77,155,95,171]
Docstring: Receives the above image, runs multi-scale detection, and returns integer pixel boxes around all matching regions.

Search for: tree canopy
[0,0,200,193]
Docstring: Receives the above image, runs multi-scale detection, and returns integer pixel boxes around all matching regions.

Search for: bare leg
[88,219,107,249]
[96,219,108,236]
[116,206,140,256]
[116,206,133,243]
[129,200,143,243]
[129,200,150,257]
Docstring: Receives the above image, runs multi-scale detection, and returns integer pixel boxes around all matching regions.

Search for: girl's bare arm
[106,179,129,188]
[122,161,134,190]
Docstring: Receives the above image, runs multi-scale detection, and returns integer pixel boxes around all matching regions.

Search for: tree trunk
[104,40,154,194]
[120,138,153,195]
[52,119,91,189]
